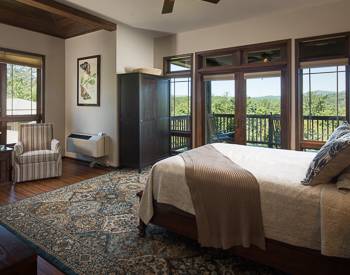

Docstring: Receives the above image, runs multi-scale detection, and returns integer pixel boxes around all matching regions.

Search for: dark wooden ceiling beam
[15,0,116,31]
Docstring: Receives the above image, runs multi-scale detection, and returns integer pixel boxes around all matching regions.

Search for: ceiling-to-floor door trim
[194,39,292,149]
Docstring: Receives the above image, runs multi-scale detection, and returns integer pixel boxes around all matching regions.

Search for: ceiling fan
[162,0,221,14]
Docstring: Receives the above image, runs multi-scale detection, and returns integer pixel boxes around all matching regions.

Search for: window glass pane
[204,77,235,144]
[205,54,233,67]
[302,66,346,142]
[6,64,38,116]
[170,77,192,153]
[246,75,281,148]
[300,37,347,60]
[6,121,36,144]
[169,57,191,72]
[247,48,282,64]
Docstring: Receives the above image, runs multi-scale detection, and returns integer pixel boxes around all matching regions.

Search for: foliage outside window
[165,55,193,153]
[7,64,38,115]
[302,65,346,142]
[0,49,44,145]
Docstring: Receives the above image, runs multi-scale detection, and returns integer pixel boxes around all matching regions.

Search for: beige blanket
[180,145,265,250]
[139,144,350,258]
[321,184,350,258]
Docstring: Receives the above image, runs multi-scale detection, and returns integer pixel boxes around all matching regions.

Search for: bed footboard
[137,191,350,275]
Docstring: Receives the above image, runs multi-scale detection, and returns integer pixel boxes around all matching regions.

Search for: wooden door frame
[194,39,291,149]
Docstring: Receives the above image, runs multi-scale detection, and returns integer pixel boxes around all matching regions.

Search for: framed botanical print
[77,55,101,106]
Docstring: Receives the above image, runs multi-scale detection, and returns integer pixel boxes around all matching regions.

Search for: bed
[138,144,350,274]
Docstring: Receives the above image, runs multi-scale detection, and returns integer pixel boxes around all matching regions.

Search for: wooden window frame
[0,48,45,145]
[295,32,350,151]
[164,54,193,78]
[164,54,194,152]
[194,39,292,149]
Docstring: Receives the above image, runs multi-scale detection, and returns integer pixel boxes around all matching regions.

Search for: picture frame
[77,55,101,106]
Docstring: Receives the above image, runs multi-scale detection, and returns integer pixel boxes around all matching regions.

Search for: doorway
[195,40,291,148]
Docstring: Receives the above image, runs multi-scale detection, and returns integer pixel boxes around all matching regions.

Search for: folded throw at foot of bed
[180,144,265,250]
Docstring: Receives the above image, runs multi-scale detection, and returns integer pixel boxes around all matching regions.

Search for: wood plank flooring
[0,157,114,275]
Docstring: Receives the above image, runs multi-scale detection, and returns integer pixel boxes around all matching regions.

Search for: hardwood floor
[0,157,114,275]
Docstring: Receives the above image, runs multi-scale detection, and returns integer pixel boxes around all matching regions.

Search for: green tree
[7,65,37,102]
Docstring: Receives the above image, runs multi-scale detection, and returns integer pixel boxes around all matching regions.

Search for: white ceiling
[60,0,339,34]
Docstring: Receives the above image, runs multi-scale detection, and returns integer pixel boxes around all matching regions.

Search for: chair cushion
[16,150,59,164]
[20,123,53,152]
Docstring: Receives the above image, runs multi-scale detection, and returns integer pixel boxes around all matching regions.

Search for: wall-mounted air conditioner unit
[67,132,108,166]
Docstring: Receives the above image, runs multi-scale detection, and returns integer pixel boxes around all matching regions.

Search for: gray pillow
[302,132,350,186]
[327,121,350,142]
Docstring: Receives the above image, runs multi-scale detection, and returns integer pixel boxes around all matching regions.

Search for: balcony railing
[303,115,346,142]
[170,115,192,153]
[170,114,346,152]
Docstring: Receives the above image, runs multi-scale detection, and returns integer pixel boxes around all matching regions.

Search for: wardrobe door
[140,75,158,167]
[118,74,140,168]
[140,75,157,122]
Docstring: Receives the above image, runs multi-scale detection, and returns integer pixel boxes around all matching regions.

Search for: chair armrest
[14,142,24,156]
[51,139,61,154]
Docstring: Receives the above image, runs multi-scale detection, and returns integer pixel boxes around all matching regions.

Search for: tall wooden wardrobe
[118,72,170,171]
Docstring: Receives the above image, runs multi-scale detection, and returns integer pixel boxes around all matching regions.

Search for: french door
[202,67,289,148]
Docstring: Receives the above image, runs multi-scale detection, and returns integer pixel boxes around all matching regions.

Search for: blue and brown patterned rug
[0,169,285,275]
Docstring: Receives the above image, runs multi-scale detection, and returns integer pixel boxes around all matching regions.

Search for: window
[245,48,283,64]
[296,33,350,150]
[166,55,192,74]
[164,54,193,154]
[245,71,282,148]
[170,77,191,120]
[7,64,38,115]
[0,49,44,145]
[302,66,346,142]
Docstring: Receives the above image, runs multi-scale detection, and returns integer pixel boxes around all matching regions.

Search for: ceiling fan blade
[201,0,220,3]
[162,0,175,14]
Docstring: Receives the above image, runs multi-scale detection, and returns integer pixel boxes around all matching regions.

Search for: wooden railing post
[268,115,273,148]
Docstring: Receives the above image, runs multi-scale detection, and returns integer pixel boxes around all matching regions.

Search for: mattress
[140,144,324,251]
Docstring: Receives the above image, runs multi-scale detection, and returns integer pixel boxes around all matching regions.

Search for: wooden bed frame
[137,191,350,275]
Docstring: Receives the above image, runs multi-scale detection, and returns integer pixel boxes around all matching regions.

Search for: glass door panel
[204,74,235,144]
[245,71,282,148]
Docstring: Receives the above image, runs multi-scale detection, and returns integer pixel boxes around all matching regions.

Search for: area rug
[0,169,285,275]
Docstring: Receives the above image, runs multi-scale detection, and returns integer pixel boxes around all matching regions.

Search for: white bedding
[140,144,324,251]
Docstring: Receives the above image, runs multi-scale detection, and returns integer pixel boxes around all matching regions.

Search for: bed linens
[139,144,350,258]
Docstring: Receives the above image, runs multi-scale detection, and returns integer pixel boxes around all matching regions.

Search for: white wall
[116,23,155,73]
[65,30,118,166]
[153,0,350,148]
[0,23,66,146]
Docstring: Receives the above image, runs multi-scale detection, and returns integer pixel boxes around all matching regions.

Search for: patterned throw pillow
[327,121,350,142]
[302,132,350,186]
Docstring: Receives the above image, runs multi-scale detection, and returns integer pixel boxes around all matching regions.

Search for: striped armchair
[13,123,62,183]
